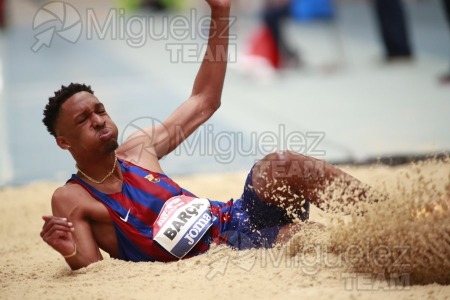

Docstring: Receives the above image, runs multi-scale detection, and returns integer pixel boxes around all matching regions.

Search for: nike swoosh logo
[120,209,131,222]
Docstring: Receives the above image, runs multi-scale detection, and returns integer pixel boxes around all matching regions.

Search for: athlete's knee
[252,151,313,206]
[255,151,317,180]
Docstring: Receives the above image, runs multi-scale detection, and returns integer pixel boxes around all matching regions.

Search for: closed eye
[95,103,107,115]
[76,114,88,125]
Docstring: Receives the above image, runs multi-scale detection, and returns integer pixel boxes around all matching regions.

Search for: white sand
[1,161,449,299]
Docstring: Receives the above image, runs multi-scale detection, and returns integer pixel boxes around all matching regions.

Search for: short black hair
[43,83,94,137]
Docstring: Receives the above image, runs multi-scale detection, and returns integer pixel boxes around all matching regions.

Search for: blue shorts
[221,166,310,250]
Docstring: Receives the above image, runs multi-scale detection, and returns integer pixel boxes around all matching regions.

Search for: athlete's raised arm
[118,0,231,170]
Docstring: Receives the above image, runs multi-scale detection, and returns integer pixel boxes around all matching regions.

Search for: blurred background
[0,0,449,186]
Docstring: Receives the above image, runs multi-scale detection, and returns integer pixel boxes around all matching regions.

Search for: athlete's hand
[205,0,231,10]
[40,215,76,257]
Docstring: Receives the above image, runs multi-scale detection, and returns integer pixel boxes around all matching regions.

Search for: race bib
[153,195,214,258]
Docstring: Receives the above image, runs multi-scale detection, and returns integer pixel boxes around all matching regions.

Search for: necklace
[76,155,118,184]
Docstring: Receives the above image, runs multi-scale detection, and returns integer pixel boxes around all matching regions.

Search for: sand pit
[1,160,449,299]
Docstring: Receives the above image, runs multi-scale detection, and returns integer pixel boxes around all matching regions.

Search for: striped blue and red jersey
[68,158,234,262]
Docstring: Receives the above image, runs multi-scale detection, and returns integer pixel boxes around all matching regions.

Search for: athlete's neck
[75,152,119,184]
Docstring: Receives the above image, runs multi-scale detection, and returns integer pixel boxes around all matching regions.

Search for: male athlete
[40,0,369,270]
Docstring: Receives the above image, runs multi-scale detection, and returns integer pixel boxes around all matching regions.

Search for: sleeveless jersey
[68,158,234,262]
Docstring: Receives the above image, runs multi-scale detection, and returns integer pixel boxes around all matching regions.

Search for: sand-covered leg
[251,151,371,214]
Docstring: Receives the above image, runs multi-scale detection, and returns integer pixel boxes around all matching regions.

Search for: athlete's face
[54,91,119,156]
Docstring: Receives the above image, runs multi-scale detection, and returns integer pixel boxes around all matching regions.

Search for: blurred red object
[0,0,4,28]
[247,25,281,69]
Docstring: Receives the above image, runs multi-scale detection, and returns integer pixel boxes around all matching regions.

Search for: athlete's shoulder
[53,180,90,199]
[116,150,165,174]
[51,182,94,214]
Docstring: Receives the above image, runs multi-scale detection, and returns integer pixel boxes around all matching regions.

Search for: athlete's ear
[56,136,71,150]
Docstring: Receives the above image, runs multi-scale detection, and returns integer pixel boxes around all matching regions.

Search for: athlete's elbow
[67,260,88,271]
[67,256,102,271]
[199,96,221,117]
[205,100,221,119]
[190,93,222,118]
[210,98,221,112]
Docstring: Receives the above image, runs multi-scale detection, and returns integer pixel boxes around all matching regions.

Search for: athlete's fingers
[42,215,52,222]
[40,217,74,237]
[41,216,73,230]
[41,222,74,240]
[42,223,73,239]
[42,230,75,254]
[41,226,74,247]
[42,229,67,243]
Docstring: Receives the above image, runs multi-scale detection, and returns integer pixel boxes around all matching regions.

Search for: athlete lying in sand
[40,0,370,270]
